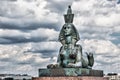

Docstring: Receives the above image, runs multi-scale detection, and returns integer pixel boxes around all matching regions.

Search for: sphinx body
[47,5,94,69]
[58,23,82,67]
[57,23,94,68]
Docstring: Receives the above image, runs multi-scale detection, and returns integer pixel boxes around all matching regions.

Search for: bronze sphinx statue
[47,5,94,69]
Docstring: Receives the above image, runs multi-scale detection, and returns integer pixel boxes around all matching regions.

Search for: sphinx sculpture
[47,5,94,69]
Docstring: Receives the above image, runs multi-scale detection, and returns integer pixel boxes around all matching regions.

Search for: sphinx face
[63,24,72,36]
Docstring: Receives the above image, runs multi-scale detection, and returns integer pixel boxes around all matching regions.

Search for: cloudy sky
[0,0,120,76]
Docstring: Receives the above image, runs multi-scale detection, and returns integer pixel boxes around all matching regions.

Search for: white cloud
[95,13,120,27]
[0,29,30,38]
[82,39,120,55]
[0,28,59,43]
[81,39,120,73]
[72,0,120,29]
[31,28,59,41]
[72,0,95,12]
[31,41,61,52]
[0,43,52,76]
[16,65,33,71]
[0,0,59,28]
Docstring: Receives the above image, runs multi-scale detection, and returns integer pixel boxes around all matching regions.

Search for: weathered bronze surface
[39,68,103,77]
[38,5,104,77]
[47,5,94,69]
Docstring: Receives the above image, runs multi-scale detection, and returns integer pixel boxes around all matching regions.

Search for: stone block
[32,76,109,80]
[39,68,103,77]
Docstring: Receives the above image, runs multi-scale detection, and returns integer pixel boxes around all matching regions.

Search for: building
[0,74,32,80]
[104,73,120,80]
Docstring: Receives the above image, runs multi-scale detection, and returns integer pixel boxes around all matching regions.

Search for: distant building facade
[104,73,120,80]
[0,74,31,80]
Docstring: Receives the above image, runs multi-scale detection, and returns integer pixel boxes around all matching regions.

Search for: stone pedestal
[32,77,109,80]
[39,68,103,77]
[33,68,108,80]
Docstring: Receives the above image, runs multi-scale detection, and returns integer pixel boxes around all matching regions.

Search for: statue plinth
[39,68,103,77]
[33,76,108,80]
[34,68,107,80]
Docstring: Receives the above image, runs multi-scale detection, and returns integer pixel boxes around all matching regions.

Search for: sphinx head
[63,23,73,36]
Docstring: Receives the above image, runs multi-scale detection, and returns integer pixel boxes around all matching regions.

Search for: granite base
[39,68,103,77]
[32,77,109,80]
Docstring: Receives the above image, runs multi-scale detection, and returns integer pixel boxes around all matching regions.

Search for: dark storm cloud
[0,36,47,44]
[0,25,59,44]
[107,0,120,5]
[0,22,59,31]
[0,38,12,44]
[110,32,120,45]
[26,49,57,58]
[0,0,17,1]
[17,62,31,65]
[30,50,56,54]
[117,0,120,4]
[111,39,120,45]
[0,58,10,62]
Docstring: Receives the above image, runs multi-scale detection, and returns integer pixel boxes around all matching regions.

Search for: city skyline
[0,0,120,76]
